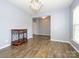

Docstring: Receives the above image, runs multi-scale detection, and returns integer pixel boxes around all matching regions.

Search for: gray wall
[33,17,50,35]
[70,0,79,52]
[0,0,32,49]
[33,18,40,35]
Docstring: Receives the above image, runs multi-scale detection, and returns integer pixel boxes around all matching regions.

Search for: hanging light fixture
[30,0,42,12]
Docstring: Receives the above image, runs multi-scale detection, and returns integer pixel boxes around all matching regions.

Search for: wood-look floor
[0,35,79,58]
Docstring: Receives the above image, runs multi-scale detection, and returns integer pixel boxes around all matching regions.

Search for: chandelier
[30,0,42,12]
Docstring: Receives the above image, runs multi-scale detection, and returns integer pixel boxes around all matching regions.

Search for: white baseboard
[34,34,50,36]
[51,39,79,53]
[0,44,11,49]
[27,36,33,39]
[51,39,70,43]
[69,42,79,53]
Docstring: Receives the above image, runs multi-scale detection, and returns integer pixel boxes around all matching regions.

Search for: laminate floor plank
[0,35,79,58]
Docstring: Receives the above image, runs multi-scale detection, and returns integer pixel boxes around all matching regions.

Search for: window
[73,5,79,45]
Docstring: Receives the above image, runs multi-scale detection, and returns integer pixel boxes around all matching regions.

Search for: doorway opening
[32,16,51,40]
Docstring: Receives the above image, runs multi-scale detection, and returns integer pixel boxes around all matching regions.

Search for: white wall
[0,0,32,49]
[33,17,50,36]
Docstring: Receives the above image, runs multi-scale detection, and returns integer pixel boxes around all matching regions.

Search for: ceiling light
[42,16,47,19]
[30,0,42,12]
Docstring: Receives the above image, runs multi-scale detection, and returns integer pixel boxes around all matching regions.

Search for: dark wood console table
[11,29,27,46]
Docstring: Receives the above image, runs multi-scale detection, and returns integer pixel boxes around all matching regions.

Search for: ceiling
[7,0,74,15]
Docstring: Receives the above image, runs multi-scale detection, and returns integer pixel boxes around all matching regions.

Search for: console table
[11,29,27,46]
